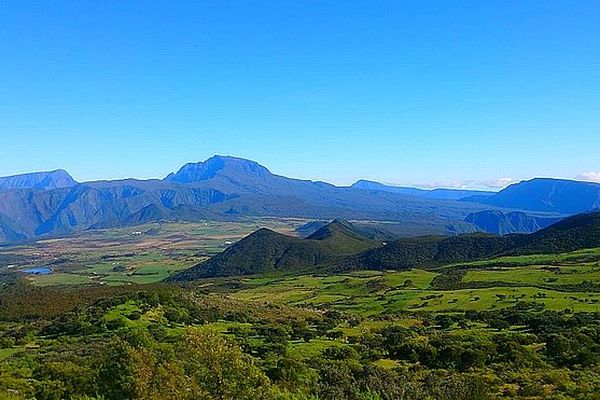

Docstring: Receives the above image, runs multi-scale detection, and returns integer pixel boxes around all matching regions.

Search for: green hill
[169,220,381,280]
[305,219,380,254]
[343,233,516,271]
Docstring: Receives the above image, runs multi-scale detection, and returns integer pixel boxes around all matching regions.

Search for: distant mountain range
[0,156,486,243]
[351,179,494,200]
[170,211,600,280]
[0,156,598,244]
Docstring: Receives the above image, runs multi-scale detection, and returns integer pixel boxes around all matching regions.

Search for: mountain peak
[306,219,355,240]
[165,155,272,184]
[306,219,379,254]
[0,169,77,191]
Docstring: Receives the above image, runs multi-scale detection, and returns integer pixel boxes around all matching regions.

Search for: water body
[21,266,53,275]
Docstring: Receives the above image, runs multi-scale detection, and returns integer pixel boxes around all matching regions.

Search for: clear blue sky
[1,1,599,189]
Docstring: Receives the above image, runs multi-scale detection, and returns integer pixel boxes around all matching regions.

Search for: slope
[169,219,382,280]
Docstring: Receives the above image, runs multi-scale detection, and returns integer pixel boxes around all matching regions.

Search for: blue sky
[1,1,599,189]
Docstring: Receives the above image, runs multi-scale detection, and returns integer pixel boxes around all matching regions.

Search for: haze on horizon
[1,1,599,189]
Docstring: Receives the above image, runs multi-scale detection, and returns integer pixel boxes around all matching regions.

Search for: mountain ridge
[0,169,77,191]
[2,157,597,244]
[0,156,493,244]
[351,179,495,200]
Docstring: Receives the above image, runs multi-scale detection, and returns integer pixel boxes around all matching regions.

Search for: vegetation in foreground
[4,284,600,399]
[2,246,600,398]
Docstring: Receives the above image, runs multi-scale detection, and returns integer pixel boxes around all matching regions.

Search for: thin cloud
[396,177,517,191]
[480,177,518,189]
[576,172,600,182]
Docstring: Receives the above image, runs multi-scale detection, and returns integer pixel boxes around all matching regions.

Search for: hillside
[342,233,516,271]
[512,211,600,255]
[169,220,382,280]
[464,178,600,214]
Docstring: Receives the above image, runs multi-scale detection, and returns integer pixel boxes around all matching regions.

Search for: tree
[179,329,271,400]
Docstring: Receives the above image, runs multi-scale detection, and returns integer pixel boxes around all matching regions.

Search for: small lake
[21,267,53,275]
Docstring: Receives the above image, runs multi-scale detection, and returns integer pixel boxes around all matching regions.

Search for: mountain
[0,170,76,191]
[351,180,494,200]
[171,212,600,280]
[0,156,491,244]
[464,178,600,214]
[165,155,271,183]
[169,220,381,280]
[465,210,561,234]
[297,219,413,241]
[304,219,380,254]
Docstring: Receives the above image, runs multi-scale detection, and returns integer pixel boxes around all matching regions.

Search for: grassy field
[446,247,600,269]
[227,270,600,314]
[463,263,600,286]
[221,248,600,315]
[0,218,308,286]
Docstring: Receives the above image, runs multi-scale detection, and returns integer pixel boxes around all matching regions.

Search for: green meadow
[224,247,600,315]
